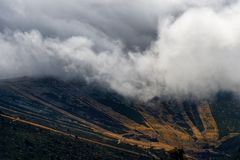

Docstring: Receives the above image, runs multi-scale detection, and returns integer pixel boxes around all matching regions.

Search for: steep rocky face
[0,77,239,159]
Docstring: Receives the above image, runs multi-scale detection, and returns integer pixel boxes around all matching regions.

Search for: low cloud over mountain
[0,0,240,99]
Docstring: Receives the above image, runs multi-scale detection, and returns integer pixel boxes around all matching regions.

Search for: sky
[0,0,240,100]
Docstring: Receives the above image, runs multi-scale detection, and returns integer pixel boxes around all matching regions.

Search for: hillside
[0,77,240,159]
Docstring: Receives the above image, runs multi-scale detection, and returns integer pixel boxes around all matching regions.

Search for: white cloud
[0,0,240,100]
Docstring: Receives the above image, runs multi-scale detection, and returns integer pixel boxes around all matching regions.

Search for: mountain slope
[0,77,239,159]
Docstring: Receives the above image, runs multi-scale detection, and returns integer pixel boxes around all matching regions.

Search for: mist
[0,0,240,100]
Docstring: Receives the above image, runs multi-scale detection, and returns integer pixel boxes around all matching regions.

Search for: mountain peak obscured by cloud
[1,0,240,100]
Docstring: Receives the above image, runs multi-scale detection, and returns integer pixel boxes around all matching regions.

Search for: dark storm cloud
[0,0,160,50]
